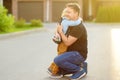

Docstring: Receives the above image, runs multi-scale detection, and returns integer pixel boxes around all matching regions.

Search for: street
[0,23,120,80]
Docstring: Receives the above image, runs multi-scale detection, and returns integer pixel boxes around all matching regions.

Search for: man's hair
[66,3,80,16]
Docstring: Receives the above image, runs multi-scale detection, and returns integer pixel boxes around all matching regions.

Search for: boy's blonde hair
[61,8,66,17]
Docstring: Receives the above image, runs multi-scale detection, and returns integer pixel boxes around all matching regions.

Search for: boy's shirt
[61,17,82,34]
[53,17,82,44]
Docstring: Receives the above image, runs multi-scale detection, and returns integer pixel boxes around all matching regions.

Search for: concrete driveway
[0,23,120,80]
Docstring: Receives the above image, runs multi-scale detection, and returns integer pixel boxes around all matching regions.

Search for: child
[53,8,82,44]
[53,17,82,44]
[48,9,82,76]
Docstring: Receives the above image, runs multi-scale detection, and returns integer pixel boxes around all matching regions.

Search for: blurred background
[0,0,120,80]
[1,0,120,23]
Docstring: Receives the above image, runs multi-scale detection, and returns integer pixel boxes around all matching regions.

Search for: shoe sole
[47,70,63,79]
[49,75,63,79]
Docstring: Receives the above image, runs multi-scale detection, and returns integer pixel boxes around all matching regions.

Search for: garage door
[52,1,78,22]
[18,1,43,22]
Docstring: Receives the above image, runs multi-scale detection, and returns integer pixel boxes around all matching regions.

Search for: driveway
[0,23,120,80]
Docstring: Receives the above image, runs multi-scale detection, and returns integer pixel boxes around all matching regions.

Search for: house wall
[51,0,80,22]
[0,0,3,5]
[4,0,120,22]
[18,1,44,22]
[11,0,84,22]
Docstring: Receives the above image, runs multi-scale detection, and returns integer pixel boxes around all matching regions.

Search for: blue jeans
[54,51,85,74]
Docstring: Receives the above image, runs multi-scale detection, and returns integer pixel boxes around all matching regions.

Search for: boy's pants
[48,42,67,75]
[54,51,85,74]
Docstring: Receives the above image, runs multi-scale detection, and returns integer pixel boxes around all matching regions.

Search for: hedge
[96,6,120,23]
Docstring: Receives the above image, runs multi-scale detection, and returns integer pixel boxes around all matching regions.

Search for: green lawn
[0,26,43,34]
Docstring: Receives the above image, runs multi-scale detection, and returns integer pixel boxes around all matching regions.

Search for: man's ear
[75,12,79,17]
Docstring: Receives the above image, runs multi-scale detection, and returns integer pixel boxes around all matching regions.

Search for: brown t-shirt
[66,22,88,60]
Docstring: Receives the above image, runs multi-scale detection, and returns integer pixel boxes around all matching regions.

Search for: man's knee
[54,57,63,66]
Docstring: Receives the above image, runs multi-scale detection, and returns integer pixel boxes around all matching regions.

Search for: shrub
[30,19,43,27]
[0,5,14,32]
[14,18,26,28]
[96,6,120,23]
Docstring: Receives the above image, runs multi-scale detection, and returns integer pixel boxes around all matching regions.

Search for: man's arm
[57,24,78,46]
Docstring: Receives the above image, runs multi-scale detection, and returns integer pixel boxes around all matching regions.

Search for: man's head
[62,3,80,20]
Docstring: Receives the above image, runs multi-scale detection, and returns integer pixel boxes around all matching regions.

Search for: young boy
[48,8,83,77]
[53,8,82,44]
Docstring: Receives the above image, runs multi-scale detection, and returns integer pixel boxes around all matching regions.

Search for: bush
[0,5,14,32]
[30,19,43,27]
[14,18,26,28]
[96,6,120,23]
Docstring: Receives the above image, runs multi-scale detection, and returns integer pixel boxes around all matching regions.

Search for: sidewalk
[0,27,46,40]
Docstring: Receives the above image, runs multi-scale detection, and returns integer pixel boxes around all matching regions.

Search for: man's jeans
[54,51,85,74]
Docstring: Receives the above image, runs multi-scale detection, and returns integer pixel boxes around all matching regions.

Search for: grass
[0,25,43,34]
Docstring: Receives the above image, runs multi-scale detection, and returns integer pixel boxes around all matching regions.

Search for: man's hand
[57,24,63,34]
[56,24,78,46]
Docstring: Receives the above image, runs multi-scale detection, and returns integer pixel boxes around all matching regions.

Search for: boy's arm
[67,18,82,26]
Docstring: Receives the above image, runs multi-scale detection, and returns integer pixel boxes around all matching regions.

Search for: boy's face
[63,7,79,20]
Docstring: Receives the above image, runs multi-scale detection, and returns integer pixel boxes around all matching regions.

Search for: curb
[0,27,47,40]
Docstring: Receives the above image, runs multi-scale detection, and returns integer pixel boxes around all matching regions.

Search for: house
[3,0,83,22]
[0,0,3,5]
[2,0,120,22]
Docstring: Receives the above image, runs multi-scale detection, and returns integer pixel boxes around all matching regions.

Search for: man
[51,3,88,80]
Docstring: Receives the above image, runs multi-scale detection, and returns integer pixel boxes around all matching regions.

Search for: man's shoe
[81,62,88,74]
[70,69,86,80]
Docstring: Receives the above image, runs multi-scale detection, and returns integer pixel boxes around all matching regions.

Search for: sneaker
[47,68,63,79]
[70,69,86,80]
[47,68,52,75]
[81,62,88,74]
[49,74,63,79]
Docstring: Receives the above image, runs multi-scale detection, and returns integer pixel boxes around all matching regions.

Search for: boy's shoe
[47,68,52,75]
[70,69,86,80]
[49,74,63,79]
[81,62,88,74]
[47,68,63,79]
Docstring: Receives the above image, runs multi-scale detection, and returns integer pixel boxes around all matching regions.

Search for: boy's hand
[52,32,61,44]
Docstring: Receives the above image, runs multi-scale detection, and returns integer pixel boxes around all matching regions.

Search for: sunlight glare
[111,29,120,66]
[111,28,120,80]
